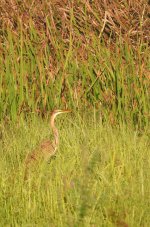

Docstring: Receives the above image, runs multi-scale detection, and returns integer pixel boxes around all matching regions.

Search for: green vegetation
[0,114,150,226]
[1,34,149,126]
[0,0,149,126]
[0,1,149,226]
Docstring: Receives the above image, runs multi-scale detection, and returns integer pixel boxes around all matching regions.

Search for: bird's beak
[63,109,72,113]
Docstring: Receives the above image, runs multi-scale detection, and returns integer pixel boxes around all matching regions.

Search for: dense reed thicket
[0,0,149,127]
[0,2,150,226]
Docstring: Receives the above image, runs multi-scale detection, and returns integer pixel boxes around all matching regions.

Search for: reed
[0,31,149,127]
[0,0,149,128]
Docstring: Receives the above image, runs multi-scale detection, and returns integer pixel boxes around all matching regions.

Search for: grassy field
[0,1,150,226]
[0,112,149,226]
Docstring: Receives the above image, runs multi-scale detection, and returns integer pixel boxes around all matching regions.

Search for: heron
[24,109,71,179]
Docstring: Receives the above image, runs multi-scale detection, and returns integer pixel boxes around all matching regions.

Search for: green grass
[0,25,149,127]
[0,2,149,225]
[0,112,149,226]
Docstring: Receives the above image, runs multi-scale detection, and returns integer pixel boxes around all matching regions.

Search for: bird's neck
[53,127,59,147]
[50,115,59,147]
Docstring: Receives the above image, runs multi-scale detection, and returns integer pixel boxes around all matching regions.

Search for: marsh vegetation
[0,0,149,226]
[0,114,150,226]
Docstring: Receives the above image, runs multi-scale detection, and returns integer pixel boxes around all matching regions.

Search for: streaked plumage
[24,109,71,179]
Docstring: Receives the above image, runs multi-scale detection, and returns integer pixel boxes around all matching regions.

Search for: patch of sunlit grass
[0,113,149,226]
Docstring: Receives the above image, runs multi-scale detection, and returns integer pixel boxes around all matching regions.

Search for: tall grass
[0,113,149,226]
[0,25,149,127]
[0,1,149,127]
[0,2,149,226]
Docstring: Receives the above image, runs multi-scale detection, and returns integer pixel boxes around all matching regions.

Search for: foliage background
[0,1,150,226]
[0,0,149,125]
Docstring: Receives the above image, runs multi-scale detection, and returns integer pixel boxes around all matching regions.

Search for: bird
[24,109,71,179]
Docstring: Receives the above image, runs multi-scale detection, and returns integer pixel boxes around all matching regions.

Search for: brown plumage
[24,109,71,179]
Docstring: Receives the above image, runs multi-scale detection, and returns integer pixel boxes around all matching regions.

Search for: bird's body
[25,140,56,165]
[24,109,71,179]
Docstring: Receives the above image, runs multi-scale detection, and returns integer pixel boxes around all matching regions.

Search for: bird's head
[51,109,72,119]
